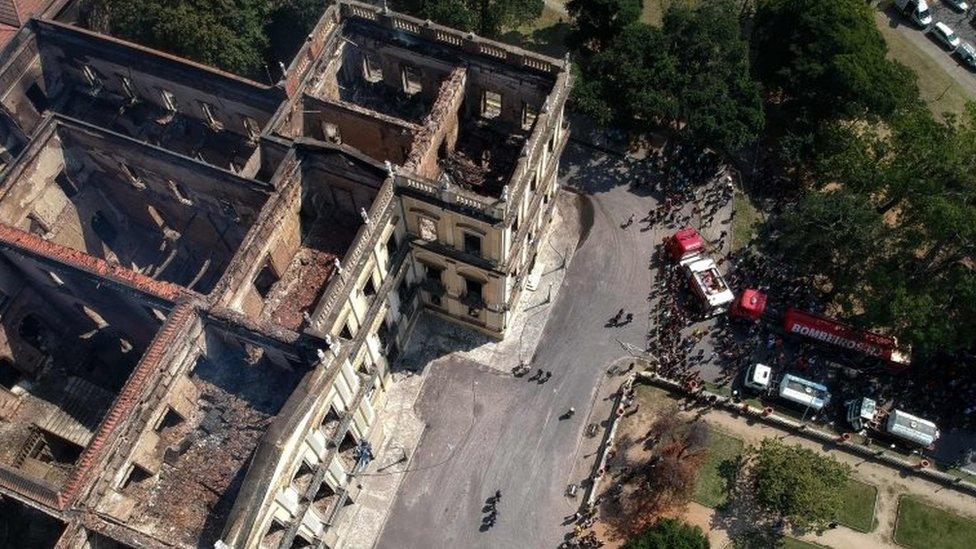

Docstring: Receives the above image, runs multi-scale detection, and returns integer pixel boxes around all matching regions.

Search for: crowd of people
[579,138,976,546]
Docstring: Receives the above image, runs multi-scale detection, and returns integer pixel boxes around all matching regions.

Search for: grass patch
[499,5,570,58]
[692,427,744,508]
[641,0,701,26]
[731,187,761,251]
[779,538,828,549]
[835,479,877,533]
[874,12,973,118]
[632,382,675,413]
[894,495,976,549]
[702,380,762,408]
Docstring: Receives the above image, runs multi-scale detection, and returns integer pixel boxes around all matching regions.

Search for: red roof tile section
[57,302,196,509]
[0,0,50,26]
[0,22,17,47]
[0,223,184,301]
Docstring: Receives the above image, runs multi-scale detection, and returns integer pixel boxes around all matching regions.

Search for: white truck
[743,363,773,391]
[679,255,735,317]
[846,397,941,448]
[777,374,831,413]
[894,0,933,27]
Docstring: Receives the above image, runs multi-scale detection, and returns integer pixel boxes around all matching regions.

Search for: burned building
[0,1,570,548]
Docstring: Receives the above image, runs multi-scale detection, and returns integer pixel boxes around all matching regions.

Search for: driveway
[375,144,662,548]
[879,5,976,98]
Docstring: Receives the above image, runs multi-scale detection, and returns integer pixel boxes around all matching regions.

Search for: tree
[576,22,679,131]
[773,104,976,356]
[566,0,643,54]
[623,518,710,549]
[749,438,851,530]
[570,1,763,153]
[87,0,272,78]
[605,413,709,536]
[773,187,888,295]
[663,0,764,152]
[753,0,918,125]
[393,0,543,37]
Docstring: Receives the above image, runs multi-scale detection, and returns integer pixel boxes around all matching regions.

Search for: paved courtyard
[374,143,667,548]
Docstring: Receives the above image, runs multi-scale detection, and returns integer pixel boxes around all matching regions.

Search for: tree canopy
[623,518,710,549]
[773,105,976,355]
[566,0,643,54]
[753,0,918,123]
[664,1,764,152]
[88,0,273,78]
[571,0,763,153]
[267,0,329,67]
[749,438,851,530]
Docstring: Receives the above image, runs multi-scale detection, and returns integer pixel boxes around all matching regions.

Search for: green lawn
[731,187,761,251]
[895,496,976,549]
[693,427,744,508]
[874,12,973,118]
[835,479,877,533]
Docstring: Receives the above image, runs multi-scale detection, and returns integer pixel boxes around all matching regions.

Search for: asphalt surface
[376,144,661,548]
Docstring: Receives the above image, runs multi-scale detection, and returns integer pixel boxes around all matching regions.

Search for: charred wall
[0,118,272,293]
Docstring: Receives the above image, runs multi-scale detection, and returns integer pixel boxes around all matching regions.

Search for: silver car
[958,41,976,69]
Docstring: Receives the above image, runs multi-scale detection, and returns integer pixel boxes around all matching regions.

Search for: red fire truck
[731,289,767,321]
[666,227,705,261]
[783,308,911,371]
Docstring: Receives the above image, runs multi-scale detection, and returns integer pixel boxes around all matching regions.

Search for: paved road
[376,144,662,548]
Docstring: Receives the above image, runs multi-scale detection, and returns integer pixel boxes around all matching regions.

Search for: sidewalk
[566,358,639,510]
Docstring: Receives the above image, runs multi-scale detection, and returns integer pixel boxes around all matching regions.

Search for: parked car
[944,0,969,11]
[896,0,933,26]
[958,42,976,69]
[931,22,962,50]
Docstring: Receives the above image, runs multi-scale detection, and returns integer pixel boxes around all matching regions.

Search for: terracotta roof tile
[0,223,183,301]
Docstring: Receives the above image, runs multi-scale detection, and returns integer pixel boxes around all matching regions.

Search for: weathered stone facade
[0,1,570,547]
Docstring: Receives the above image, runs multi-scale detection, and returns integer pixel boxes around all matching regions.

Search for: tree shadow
[498,22,571,58]
[709,460,776,544]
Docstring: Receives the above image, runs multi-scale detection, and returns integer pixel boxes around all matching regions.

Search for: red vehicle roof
[668,228,704,260]
[731,289,766,321]
[783,308,910,370]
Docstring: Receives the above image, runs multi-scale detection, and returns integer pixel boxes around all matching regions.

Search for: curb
[578,359,645,511]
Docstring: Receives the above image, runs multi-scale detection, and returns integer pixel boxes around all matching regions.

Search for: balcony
[329,413,355,449]
[320,407,343,443]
